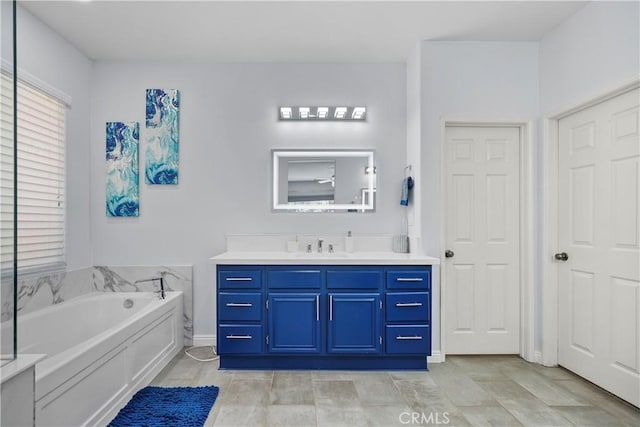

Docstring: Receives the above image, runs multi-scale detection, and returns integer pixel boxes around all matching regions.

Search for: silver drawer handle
[396,336,423,340]
[226,277,253,281]
[395,302,423,307]
[226,303,253,307]
[396,277,423,282]
[226,335,252,339]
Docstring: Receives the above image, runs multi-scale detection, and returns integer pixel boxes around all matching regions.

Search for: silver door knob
[445,250,454,258]
[554,252,569,261]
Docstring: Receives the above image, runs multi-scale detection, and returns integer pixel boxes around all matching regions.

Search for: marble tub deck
[151,353,640,426]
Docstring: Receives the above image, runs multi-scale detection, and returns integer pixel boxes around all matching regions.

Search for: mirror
[272,150,376,212]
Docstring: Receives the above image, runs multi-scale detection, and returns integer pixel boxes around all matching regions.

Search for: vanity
[210,149,437,369]
[210,251,439,370]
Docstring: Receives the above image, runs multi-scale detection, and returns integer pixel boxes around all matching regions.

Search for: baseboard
[532,351,542,364]
[192,334,216,347]
[427,351,443,363]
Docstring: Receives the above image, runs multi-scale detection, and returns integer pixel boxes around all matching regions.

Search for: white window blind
[1,71,66,274]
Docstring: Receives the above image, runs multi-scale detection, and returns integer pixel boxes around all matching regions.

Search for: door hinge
[379,336,383,345]
[266,300,269,310]
[266,335,269,345]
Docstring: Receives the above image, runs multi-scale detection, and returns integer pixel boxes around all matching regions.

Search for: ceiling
[21,0,588,62]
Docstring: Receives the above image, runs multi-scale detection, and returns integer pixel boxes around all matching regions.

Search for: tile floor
[150,350,640,426]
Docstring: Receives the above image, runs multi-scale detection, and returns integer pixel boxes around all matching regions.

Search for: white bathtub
[18,291,183,426]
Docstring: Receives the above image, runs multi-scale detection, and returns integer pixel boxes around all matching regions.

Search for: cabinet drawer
[386,292,430,323]
[219,270,262,289]
[219,293,262,321]
[327,270,383,289]
[267,269,322,289]
[218,325,263,354]
[387,270,430,289]
[385,325,430,354]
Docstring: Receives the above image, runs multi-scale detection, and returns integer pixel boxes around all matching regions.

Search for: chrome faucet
[134,276,165,299]
[318,239,324,253]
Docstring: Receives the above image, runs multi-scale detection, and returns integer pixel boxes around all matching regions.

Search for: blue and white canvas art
[106,122,139,217]
[145,89,180,184]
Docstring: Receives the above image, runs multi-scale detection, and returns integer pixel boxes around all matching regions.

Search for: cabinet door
[328,293,381,354]
[268,293,321,353]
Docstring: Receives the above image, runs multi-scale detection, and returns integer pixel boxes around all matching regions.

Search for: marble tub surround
[2,265,193,345]
[93,266,193,344]
[2,267,94,321]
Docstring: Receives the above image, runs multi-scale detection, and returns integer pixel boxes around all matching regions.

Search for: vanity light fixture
[278,106,366,121]
[280,107,292,119]
[317,107,328,119]
[352,107,366,119]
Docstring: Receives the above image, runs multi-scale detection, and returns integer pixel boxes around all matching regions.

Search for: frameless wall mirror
[272,150,376,212]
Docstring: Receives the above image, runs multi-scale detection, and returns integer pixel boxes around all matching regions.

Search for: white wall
[540,1,639,114]
[419,42,540,355]
[90,63,407,336]
[406,43,422,246]
[16,6,93,270]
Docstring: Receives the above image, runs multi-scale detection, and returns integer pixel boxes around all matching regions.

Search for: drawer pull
[395,302,423,307]
[226,277,253,282]
[226,335,253,339]
[396,277,423,282]
[225,303,253,307]
[396,336,423,340]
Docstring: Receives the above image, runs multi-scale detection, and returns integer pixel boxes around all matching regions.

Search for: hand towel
[400,177,409,206]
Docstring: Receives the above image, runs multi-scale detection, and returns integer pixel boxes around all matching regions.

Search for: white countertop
[0,354,46,384]
[209,251,440,265]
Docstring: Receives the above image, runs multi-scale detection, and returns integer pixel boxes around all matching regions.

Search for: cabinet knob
[445,250,454,258]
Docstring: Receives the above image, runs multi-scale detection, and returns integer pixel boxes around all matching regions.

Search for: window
[1,71,66,274]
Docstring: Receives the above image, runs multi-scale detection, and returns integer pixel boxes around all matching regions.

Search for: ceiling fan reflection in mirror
[315,175,335,187]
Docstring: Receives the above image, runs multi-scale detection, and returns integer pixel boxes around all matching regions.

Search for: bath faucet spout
[134,276,165,299]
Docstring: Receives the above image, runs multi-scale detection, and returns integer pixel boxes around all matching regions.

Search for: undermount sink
[292,252,352,258]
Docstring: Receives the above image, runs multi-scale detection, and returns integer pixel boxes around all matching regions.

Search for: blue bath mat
[109,385,219,427]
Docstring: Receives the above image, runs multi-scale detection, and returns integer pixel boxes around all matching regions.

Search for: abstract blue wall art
[106,122,139,217]
[145,89,180,184]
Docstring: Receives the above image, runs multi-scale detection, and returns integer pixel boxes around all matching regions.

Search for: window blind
[1,72,66,273]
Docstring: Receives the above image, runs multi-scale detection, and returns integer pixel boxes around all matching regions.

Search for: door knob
[554,252,569,261]
[445,250,454,258]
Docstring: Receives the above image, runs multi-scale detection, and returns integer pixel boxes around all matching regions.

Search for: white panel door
[558,88,640,406]
[445,126,520,354]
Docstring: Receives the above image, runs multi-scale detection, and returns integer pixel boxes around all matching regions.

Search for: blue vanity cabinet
[217,267,265,355]
[266,266,323,354]
[328,293,381,353]
[267,293,321,353]
[216,264,432,370]
[326,267,383,353]
[385,269,432,355]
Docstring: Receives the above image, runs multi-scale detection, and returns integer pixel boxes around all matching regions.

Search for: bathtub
[18,291,183,426]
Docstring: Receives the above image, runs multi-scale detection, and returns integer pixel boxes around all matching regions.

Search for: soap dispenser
[345,231,355,253]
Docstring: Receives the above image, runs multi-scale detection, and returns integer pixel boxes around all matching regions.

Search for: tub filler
[19,291,183,426]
